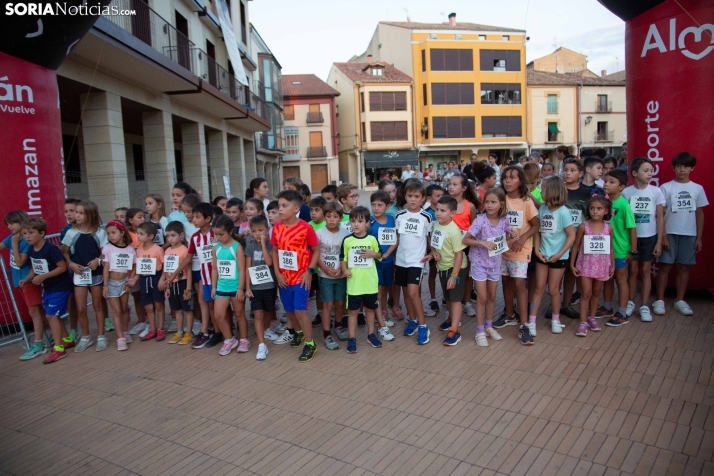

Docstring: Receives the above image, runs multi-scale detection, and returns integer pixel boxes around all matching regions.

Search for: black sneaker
[570,292,581,305]
[606,312,629,327]
[493,312,519,329]
[545,307,552,319]
[290,332,304,347]
[205,332,223,348]
[560,305,580,319]
[340,315,348,328]
[357,313,366,327]
[312,313,322,328]
[429,300,440,312]
[299,343,316,362]
[518,325,534,345]
[471,290,478,301]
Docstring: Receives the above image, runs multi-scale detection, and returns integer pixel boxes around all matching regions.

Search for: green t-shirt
[340,233,380,296]
[531,187,542,202]
[431,221,467,271]
[610,195,636,258]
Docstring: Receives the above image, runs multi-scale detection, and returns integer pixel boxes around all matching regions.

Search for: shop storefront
[363,149,419,185]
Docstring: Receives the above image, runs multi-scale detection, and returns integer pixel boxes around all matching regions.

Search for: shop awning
[363,149,419,169]
[548,123,561,134]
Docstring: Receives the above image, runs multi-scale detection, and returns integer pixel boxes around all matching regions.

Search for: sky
[249,0,626,80]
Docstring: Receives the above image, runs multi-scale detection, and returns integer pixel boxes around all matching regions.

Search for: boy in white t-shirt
[394,181,433,345]
[653,152,708,316]
[622,157,665,322]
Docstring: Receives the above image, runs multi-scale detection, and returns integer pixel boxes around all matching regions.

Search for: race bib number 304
[398,219,423,237]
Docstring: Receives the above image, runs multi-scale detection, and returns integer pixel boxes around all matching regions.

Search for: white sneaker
[264,329,279,341]
[424,306,436,317]
[256,343,268,360]
[377,326,394,341]
[463,302,476,317]
[139,324,151,338]
[485,327,502,341]
[551,320,563,334]
[673,300,694,316]
[527,322,537,336]
[167,320,177,333]
[275,322,287,334]
[652,300,666,315]
[383,317,395,327]
[640,305,652,322]
[475,332,488,347]
[129,322,146,335]
[274,332,293,345]
[626,300,636,317]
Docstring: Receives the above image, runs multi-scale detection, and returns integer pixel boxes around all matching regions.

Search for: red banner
[625,0,714,289]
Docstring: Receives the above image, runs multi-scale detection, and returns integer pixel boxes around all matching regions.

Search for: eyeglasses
[348,194,359,199]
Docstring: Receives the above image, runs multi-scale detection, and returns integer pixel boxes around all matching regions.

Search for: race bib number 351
[348,249,372,268]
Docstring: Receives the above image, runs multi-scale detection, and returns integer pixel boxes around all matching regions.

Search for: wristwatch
[308,268,316,275]
[629,250,639,257]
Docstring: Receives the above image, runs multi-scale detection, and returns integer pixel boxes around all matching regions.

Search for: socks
[529,315,536,324]
[62,336,72,343]
[286,328,295,336]
[552,313,560,322]
[54,345,64,352]
[296,330,304,336]
[306,340,315,347]
[477,325,485,333]
[604,302,613,311]
[618,306,627,316]
[485,319,493,329]
[323,329,331,339]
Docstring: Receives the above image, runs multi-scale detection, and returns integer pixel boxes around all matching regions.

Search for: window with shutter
[433,117,447,138]
[395,122,408,141]
[480,83,521,104]
[479,50,494,71]
[481,116,522,137]
[459,50,473,71]
[430,49,445,71]
[382,93,395,111]
[382,122,395,140]
[394,92,407,111]
[461,83,474,104]
[421,50,426,72]
[445,84,460,105]
[431,83,446,105]
[433,117,476,138]
[444,49,459,70]
[462,117,475,138]
[370,122,383,141]
[284,105,295,120]
[369,92,380,111]
[446,117,460,138]
[505,50,521,71]
[422,84,427,106]
[423,117,429,140]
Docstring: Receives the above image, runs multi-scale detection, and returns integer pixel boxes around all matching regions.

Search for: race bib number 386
[279,250,299,271]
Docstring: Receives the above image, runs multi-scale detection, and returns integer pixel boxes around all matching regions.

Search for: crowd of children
[2,151,707,364]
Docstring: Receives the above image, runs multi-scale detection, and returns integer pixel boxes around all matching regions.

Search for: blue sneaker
[404,319,418,336]
[438,317,452,331]
[417,325,430,345]
[367,333,382,348]
[346,338,357,354]
[443,330,461,346]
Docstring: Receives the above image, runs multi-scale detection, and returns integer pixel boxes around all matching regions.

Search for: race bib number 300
[279,250,299,271]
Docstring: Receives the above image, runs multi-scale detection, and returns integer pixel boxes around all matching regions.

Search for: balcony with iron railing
[594,130,614,142]
[306,112,324,124]
[307,146,327,159]
[259,131,285,152]
[103,0,268,119]
[596,101,613,113]
[546,131,562,143]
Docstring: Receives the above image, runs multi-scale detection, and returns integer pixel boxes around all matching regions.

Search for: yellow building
[327,61,415,187]
[352,13,527,171]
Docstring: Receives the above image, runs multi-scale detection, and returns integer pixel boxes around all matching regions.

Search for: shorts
[215,290,236,298]
[319,276,346,303]
[139,275,165,306]
[535,256,569,269]
[615,258,628,270]
[527,254,536,274]
[659,234,697,265]
[376,261,394,287]
[106,277,128,298]
[20,281,43,307]
[44,291,71,317]
[471,264,501,282]
[635,235,658,262]
[73,273,103,287]
[202,284,214,302]
[279,283,310,312]
[500,259,528,279]
[348,293,378,311]
[249,288,277,312]
[394,265,423,286]
[168,280,194,312]
[438,267,469,302]
[192,271,202,284]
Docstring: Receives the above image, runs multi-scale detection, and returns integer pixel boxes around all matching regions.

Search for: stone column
[207,130,229,199]
[243,138,257,184]
[181,122,209,198]
[80,91,130,220]
[227,135,245,199]
[142,110,175,201]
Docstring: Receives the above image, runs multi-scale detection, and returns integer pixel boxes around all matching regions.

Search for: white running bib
[507,210,523,229]
[570,210,583,226]
[198,245,213,264]
[278,250,299,271]
[163,255,179,273]
[322,255,339,270]
[31,258,48,275]
[378,227,397,245]
[430,229,445,250]
[487,233,508,257]
[630,196,654,215]
[248,265,273,285]
[348,249,372,268]
[136,258,157,276]
[9,252,18,270]
[111,253,133,272]
[398,218,423,237]
[540,213,558,234]
[341,221,353,234]
[584,235,610,255]
[74,268,92,285]
[672,193,695,212]
[217,260,236,279]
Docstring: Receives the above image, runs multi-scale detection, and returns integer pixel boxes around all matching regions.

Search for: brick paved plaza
[1,280,713,476]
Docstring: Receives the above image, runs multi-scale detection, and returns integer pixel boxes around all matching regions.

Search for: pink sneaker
[393,306,405,320]
[576,322,588,337]
[219,338,238,356]
[587,317,602,331]
[236,338,251,353]
[123,332,133,344]
[117,338,128,351]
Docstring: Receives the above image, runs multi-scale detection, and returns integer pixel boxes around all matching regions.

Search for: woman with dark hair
[617,142,628,171]
[246,177,270,209]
